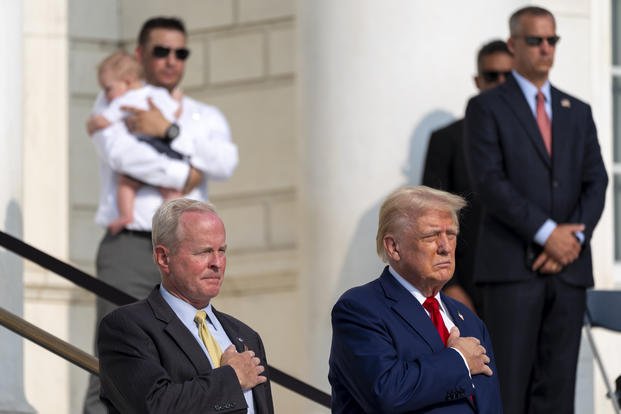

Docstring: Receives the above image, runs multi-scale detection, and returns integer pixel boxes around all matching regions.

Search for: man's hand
[86,115,111,135]
[220,345,267,390]
[532,251,563,274]
[122,98,170,138]
[446,327,493,376]
[543,223,584,266]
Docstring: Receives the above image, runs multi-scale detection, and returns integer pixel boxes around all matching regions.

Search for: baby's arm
[158,186,183,200]
[87,115,111,135]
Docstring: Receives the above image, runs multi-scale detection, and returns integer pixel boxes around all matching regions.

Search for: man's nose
[210,252,225,269]
[540,41,553,54]
[166,53,179,65]
[437,234,451,254]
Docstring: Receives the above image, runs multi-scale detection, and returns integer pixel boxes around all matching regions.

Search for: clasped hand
[220,345,267,390]
[533,223,584,274]
[447,327,493,377]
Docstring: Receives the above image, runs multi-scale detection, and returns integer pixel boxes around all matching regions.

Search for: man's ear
[154,245,170,271]
[507,36,516,55]
[135,45,144,62]
[474,75,482,91]
[383,235,400,261]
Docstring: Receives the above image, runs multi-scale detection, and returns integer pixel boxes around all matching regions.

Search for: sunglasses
[152,45,191,60]
[481,71,512,83]
[522,35,560,47]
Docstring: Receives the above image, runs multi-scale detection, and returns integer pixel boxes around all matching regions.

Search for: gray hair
[509,6,555,36]
[375,186,466,262]
[152,198,218,252]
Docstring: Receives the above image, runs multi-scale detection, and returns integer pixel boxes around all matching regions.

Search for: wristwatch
[164,122,180,142]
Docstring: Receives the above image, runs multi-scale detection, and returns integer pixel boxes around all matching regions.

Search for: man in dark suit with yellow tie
[464,6,608,414]
[97,199,274,413]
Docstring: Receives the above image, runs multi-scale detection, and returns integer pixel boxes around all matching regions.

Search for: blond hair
[376,186,466,262]
[98,50,144,82]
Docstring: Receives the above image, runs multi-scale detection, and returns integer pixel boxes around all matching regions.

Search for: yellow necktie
[194,310,223,368]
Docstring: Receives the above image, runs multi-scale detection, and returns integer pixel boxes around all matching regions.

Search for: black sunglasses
[481,70,512,83]
[522,35,560,47]
[152,45,191,60]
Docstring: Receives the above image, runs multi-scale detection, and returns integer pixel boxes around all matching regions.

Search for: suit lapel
[441,295,480,410]
[500,75,551,168]
[214,308,270,414]
[379,269,445,351]
[441,294,467,334]
[214,309,247,353]
[147,287,213,374]
[550,87,571,170]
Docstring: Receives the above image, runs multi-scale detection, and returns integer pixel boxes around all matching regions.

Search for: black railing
[0,230,331,409]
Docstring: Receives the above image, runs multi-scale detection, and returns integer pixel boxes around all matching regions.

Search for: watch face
[166,123,180,140]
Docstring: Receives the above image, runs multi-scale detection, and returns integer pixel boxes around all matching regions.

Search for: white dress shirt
[91,89,238,230]
[93,84,179,124]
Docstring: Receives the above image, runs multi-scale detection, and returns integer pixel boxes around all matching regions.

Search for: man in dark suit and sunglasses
[464,6,607,413]
[84,17,239,413]
[422,39,513,315]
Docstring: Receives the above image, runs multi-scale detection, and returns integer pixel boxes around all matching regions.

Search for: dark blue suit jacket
[329,268,502,413]
[464,73,607,286]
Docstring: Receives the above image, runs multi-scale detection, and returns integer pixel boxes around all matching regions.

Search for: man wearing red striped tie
[329,186,502,413]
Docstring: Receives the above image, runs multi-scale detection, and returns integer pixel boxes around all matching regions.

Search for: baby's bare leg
[108,175,142,235]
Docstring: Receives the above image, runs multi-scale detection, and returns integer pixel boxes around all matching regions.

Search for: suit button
[552,180,559,188]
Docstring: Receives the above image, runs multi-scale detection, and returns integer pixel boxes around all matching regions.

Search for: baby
[88,51,184,235]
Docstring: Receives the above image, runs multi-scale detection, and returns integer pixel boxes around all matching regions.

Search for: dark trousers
[82,231,161,414]
[481,276,586,414]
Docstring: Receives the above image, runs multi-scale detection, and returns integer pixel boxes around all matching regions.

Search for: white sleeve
[91,91,108,115]
[91,122,190,190]
[186,106,238,180]
[98,89,148,123]
[148,88,179,122]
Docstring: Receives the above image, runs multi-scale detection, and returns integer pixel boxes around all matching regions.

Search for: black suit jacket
[98,286,274,414]
[464,73,607,286]
[423,119,482,308]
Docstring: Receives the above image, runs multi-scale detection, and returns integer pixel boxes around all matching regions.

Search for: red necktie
[423,297,449,346]
[536,91,552,155]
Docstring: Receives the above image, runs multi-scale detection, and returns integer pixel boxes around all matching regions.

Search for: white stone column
[22,0,72,411]
[297,1,521,410]
[0,1,35,413]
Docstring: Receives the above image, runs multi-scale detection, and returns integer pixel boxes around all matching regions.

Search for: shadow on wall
[335,110,455,302]
[1,199,24,293]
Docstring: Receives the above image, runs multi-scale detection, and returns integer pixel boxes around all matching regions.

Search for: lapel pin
[458,312,464,321]
[561,98,571,108]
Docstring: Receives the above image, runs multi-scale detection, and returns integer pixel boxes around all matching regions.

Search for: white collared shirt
[91,90,238,230]
[512,69,552,120]
[388,266,456,331]
[160,285,255,414]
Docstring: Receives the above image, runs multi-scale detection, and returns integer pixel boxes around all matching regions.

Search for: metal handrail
[0,306,99,375]
[0,230,331,408]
